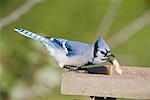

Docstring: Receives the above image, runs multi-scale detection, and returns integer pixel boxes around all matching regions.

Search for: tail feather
[14,28,47,43]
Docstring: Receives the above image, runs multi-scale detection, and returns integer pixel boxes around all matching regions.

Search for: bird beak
[107,57,113,64]
[109,54,115,57]
[106,53,115,64]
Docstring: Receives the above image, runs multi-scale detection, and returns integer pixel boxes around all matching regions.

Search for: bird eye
[100,51,105,54]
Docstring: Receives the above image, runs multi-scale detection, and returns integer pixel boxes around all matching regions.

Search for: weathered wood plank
[61,66,150,99]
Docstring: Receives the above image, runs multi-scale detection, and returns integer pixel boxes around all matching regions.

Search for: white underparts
[59,63,64,68]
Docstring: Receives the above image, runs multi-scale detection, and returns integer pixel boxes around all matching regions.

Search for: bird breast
[51,50,89,68]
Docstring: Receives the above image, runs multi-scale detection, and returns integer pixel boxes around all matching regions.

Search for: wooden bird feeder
[61,66,150,100]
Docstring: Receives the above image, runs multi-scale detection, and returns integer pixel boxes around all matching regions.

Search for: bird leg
[63,66,78,71]
[76,67,88,71]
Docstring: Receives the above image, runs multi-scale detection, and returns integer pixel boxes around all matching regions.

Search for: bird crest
[94,36,110,57]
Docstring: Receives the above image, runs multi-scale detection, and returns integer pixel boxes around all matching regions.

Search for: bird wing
[47,37,90,57]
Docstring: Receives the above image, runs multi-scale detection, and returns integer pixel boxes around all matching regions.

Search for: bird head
[94,36,114,64]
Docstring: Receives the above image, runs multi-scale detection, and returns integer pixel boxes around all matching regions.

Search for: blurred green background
[0,0,150,100]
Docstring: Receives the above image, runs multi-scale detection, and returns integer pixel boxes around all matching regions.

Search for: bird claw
[64,66,87,72]
[68,68,76,71]
[64,66,78,72]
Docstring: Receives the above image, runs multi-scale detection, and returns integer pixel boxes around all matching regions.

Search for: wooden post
[61,66,150,99]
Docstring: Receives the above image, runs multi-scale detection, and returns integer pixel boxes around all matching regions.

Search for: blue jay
[14,28,114,71]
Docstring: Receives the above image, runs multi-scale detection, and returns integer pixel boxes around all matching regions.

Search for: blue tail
[14,28,48,43]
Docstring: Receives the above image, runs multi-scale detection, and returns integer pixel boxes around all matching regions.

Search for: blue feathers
[66,51,76,57]
[94,36,110,57]
[50,38,64,48]
[14,27,47,43]
[49,38,75,56]
[65,41,76,57]
[97,36,110,51]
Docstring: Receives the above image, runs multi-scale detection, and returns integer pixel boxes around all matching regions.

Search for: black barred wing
[47,37,77,57]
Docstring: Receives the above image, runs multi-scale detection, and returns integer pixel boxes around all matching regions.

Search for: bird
[14,28,115,71]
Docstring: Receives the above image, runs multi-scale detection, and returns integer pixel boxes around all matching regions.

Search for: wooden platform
[61,66,150,99]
